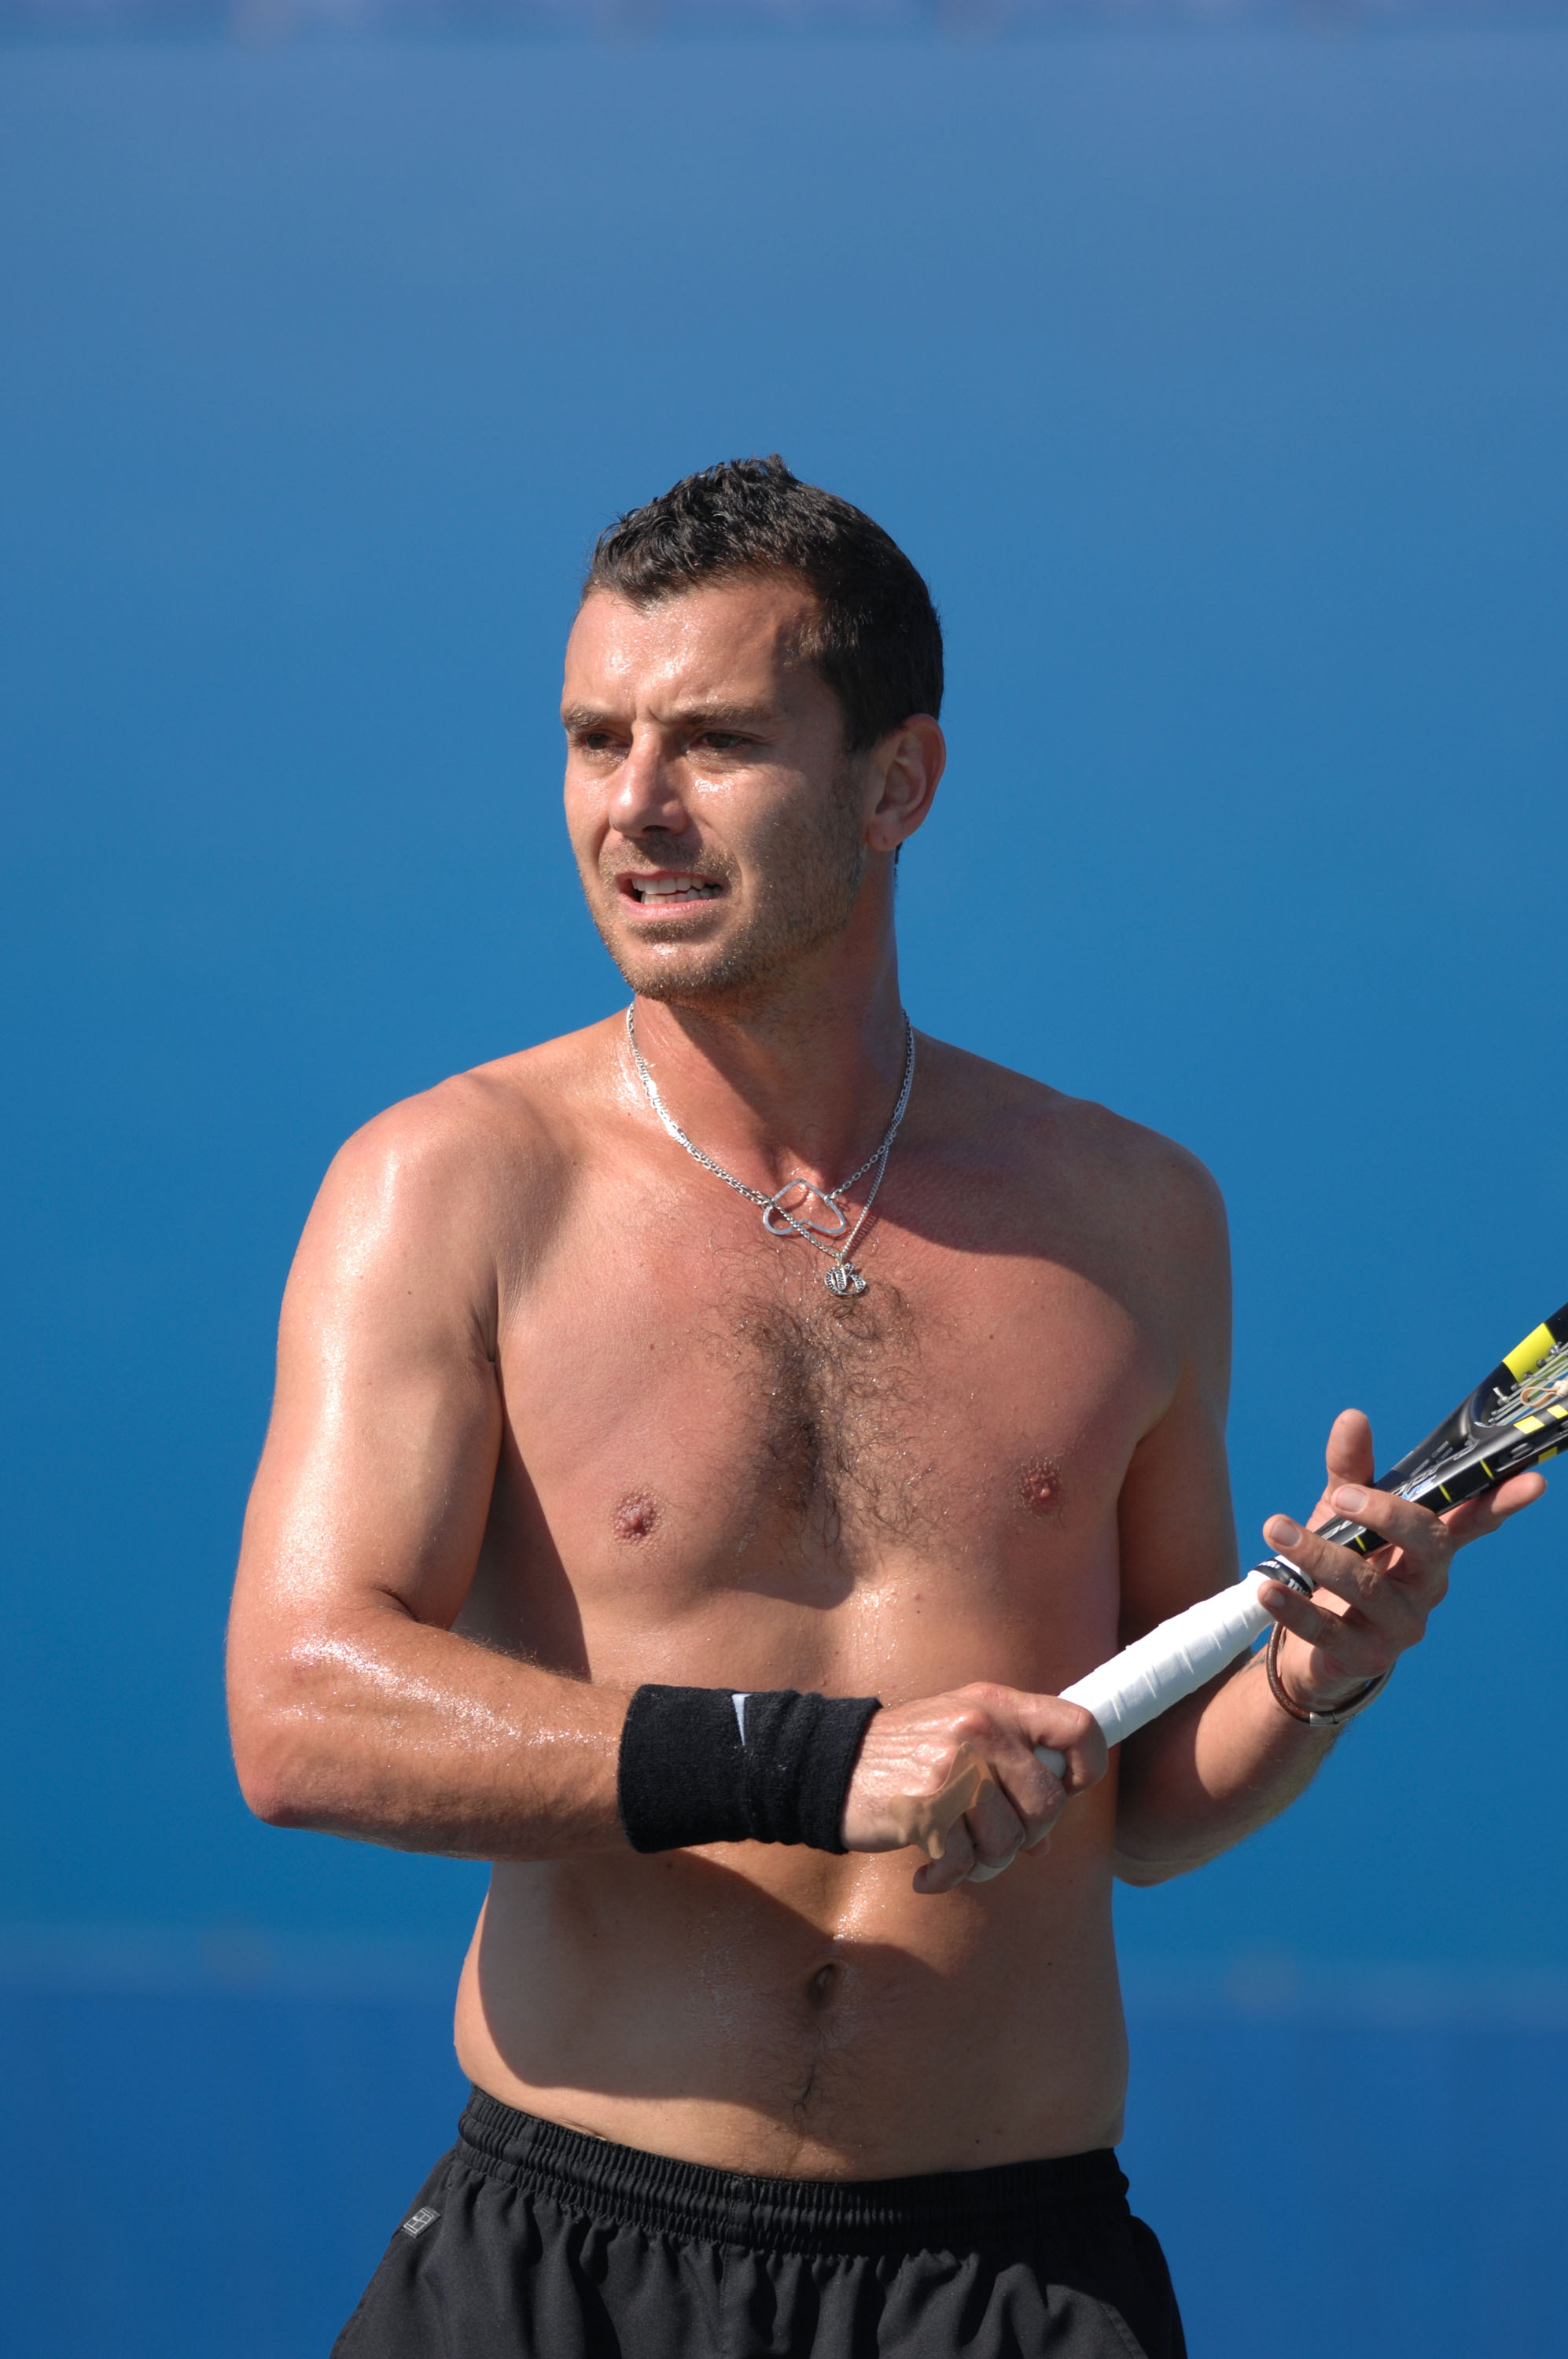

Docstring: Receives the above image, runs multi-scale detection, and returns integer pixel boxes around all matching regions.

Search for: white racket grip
[1033,1568,1277,1776]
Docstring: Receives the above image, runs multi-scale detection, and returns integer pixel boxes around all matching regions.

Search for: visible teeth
[631,877,718,901]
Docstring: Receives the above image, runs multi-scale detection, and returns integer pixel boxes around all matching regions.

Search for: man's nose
[609,731,690,838]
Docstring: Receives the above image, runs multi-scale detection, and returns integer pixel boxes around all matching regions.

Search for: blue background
[2,18,1566,2354]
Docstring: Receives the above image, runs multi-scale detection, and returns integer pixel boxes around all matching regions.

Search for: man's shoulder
[318,1014,623,1221]
[924,1035,1225,1235]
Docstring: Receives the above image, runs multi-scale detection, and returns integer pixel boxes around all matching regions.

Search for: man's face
[561,573,872,1007]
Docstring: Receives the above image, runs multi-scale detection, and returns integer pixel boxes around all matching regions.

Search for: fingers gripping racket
[1032,1297,1568,1776]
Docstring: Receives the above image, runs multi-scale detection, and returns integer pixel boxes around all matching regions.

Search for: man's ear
[864,715,946,854]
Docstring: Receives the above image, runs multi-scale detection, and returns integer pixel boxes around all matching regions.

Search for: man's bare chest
[463,1191,1172,1689]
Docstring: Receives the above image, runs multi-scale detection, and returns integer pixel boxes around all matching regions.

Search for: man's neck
[626,964,912,1194]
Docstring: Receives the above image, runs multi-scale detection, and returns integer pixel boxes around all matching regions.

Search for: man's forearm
[227,1600,628,1861]
[1110,1647,1338,1886]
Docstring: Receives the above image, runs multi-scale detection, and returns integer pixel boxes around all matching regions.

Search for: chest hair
[729,1279,937,1548]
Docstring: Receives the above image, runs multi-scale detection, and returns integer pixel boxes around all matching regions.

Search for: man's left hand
[1260,1406,1546,1717]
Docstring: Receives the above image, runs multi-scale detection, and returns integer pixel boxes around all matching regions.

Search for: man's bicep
[1116,1372,1240,1644]
[1115,1156,1238,1640]
[234,1110,505,1641]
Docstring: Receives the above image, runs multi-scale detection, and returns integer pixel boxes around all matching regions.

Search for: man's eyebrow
[560,700,777,732]
[675,701,775,729]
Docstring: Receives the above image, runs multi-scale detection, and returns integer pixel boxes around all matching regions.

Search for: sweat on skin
[227,563,1542,2186]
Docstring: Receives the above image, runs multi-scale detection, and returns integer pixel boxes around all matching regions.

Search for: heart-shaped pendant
[763,1179,849,1239]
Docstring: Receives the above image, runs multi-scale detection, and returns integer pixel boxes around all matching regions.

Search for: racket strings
[1384,1344,1567,1505]
[1488,1338,1568,1426]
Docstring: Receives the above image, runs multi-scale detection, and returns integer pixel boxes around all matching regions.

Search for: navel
[804,1963,838,2011]
[612,1491,661,1543]
[1018,1456,1065,1518]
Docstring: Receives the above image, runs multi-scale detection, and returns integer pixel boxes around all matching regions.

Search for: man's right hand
[841,1684,1107,1893]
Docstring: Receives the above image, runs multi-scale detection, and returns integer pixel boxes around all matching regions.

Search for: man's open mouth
[620,874,725,907]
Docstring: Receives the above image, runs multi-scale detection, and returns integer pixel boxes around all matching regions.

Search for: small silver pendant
[763,1180,848,1239]
[826,1262,867,1299]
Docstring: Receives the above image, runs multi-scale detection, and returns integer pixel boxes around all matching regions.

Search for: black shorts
[332,2090,1186,2358]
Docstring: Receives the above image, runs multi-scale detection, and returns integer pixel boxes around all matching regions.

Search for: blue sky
[2,24,1565,1967]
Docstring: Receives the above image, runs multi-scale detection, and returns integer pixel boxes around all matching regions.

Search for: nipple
[613,1492,661,1542]
[1019,1458,1064,1517]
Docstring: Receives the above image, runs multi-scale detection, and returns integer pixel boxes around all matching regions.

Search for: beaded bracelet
[1265,1618,1393,1729]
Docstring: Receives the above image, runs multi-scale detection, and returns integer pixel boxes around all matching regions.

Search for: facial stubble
[588,769,870,1010]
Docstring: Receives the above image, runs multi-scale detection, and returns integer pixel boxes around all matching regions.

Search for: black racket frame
[1304,1298,1568,1560]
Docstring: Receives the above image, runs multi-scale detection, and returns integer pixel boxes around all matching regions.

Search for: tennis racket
[1029,1294,1568,1779]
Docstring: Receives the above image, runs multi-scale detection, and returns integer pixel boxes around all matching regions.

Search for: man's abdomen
[455,1792,1128,2181]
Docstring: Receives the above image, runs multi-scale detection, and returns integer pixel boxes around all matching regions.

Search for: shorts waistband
[455,2090,1129,2258]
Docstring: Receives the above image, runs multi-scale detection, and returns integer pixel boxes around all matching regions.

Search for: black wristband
[617,1685,882,1856]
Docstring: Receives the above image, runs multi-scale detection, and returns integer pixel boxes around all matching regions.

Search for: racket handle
[1033,1562,1283,1776]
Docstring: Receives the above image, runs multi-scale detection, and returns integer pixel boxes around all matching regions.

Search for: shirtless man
[227,457,1542,2359]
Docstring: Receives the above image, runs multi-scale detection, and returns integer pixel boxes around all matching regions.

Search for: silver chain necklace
[624,1004,915,1300]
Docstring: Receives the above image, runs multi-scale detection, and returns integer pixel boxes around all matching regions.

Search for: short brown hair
[583,455,943,754]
